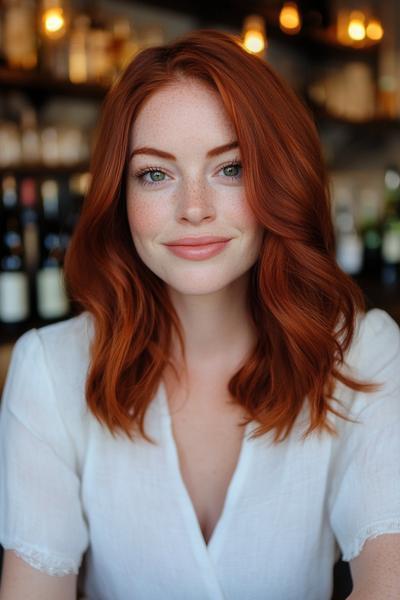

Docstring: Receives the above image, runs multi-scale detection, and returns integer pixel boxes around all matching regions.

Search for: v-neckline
[158,380,254,560]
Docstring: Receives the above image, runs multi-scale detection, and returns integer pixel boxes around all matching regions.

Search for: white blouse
[1,308,400,600]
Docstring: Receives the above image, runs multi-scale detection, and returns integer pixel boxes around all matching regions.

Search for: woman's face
[126,77,264,296]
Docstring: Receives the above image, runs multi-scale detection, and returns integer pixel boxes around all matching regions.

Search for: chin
[162,271,246,297]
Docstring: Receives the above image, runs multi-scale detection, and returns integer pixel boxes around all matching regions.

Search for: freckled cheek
[230,202,264,249]
[127,197,169,239]
[225,200,259,231]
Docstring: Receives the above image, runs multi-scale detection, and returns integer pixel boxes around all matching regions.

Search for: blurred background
[0,1,399,595]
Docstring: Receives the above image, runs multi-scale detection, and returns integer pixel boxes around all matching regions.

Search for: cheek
[229,199,260,232]
[235,204,264,249]
[127,196,166,238]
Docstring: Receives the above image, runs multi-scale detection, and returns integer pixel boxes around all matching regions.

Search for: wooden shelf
[0,67,108,99]
[0,162,90,176]
[306,100,400,131]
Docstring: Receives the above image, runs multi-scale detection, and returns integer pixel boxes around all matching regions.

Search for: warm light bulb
[366,18,383,41]
[348,11,366,41]
[42,7,66,38]
[243,31,265,53]
[242,15,267,54]
[279,2,302,34]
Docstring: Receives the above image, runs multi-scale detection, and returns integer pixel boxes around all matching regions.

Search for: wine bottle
[381,165,400,286]
[36,178,70,320]
[0,175,30,323]
[358,188,382,278]
[2,0,38,70]
[20,107,41,165]
[334,186,363,276]
[20,177,40,274]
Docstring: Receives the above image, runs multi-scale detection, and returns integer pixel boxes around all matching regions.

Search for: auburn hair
[63,28,381,445]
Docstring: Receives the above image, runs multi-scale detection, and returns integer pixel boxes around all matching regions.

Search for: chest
[164,380,249,546]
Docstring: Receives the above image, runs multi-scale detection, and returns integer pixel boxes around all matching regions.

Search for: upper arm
[0,330,88,585]
[0,550,77,600]
[328,310,400,562]
[349,533,400,598]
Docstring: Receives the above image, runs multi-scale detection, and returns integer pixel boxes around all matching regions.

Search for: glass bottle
[0,175,30,323]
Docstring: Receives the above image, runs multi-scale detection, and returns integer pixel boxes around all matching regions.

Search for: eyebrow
[129,140,239,162]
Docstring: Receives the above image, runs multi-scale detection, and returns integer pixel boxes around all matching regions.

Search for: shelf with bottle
[0,66,108,99]
[0,0,165,95]
[172,0,381,57]
[304,95,400,130]
[333,164,400,325]
[0,171,88,345]
[0,162,90,176]
[0,94,95,172]
[269,21,381,61]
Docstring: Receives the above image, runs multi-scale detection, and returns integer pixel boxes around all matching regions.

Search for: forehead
[130,79,236,150]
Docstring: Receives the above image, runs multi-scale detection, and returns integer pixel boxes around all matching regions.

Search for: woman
[0,29,399,600]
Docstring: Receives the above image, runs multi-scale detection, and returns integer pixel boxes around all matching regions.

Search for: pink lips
[165,236,230,246]
[164,236,231,261]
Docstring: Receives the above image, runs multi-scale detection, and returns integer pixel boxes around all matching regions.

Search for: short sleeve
[328,308,400,562]
[0,328,89,575]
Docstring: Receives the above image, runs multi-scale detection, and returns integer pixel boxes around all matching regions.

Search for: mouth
[163,238,231,261]
[164,236,231,246]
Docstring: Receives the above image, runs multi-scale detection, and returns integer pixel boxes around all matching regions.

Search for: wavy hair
[63,28,381,445]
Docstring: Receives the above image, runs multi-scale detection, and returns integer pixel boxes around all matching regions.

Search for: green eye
[223,164,241,177]
[221,161,242,180]
[135,168,169,186]
[149,170,165,182]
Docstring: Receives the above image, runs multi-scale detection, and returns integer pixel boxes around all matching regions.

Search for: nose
[175,178,216,225]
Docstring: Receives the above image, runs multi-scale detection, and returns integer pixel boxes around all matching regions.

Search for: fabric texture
[0,308,399,600]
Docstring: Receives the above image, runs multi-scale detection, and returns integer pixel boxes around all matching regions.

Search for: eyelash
[133,159,243,187]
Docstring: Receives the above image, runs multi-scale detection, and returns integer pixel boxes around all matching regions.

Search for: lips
[164,236,231,246]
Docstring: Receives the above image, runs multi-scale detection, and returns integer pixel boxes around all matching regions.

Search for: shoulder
[335,308,400,422]
[16,310,93,351]
[356,307,399,340]
[13,311,93,378]
[3,312,94,443]
[345,308,400,377]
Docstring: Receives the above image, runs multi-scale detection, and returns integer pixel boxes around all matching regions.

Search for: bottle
[358,188,382,278]
[20,177,40,276]
[36,179,70,319]
[2,0,38,70]
[39,0,69,80]
[20,107,41,164]
[381,165,400,286]
[87,27,113,84]
[0,175,30,323]
[69,15,90,84]
[381,222,400,285]
[334,185,363,276]
[110,17,139,77]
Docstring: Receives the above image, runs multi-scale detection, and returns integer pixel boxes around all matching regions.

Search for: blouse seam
[341,517,400,561]
[1,535,80,575]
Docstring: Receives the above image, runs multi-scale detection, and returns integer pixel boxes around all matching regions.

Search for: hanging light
[279,2,302,35]
[242,15,267,55]
[41,0,67,39]
[347,11,366,42]
[366,18,383,41]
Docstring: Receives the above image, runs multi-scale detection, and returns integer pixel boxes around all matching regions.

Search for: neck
[167,272,256,375]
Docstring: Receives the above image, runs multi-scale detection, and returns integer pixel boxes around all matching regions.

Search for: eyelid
[133,157,242,187]
[134,156,242,174]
